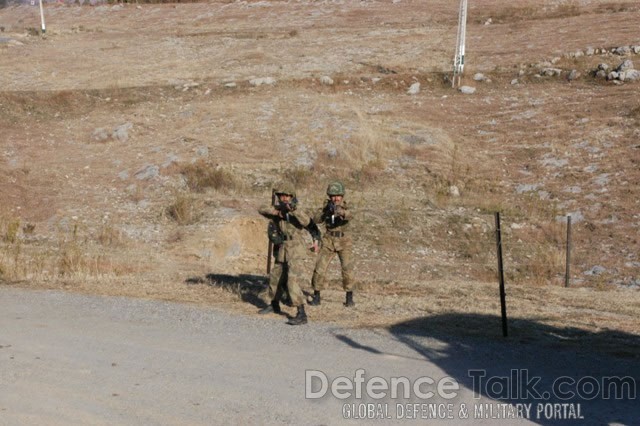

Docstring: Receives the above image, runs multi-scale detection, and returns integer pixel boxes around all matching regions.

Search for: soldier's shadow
[186,272,313,312]
[186,273,268,308]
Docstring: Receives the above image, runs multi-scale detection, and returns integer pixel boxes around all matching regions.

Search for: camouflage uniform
[264,221,289,306]
[310,181,355,306]
[258,184,319,324]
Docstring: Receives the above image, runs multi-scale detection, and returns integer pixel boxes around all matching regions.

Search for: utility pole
[38,0,46,34]
[452,0,468,88]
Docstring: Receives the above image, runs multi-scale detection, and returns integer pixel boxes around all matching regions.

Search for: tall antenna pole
[38,0,46,34]
[452,0,468,88]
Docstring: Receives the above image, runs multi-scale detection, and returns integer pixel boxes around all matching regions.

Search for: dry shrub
[515,245,566,286]
[26,27,40,36]
[58,242,86,276]
[627,105,640,122]
[97,223,127,247]
[0,219,136,282]
[503,220,568,286]
[350,159,385,185]
[3,218,20,243]
[180,160,237,192]
[1,216,38,280]
[127,185,145,203]
[458,227,493,261]
[596,2,640,13]
[22,223,36,235]
[476,3,581,24]
[283,166,315,188]
[166,192,202,225]
[318,105,404,167]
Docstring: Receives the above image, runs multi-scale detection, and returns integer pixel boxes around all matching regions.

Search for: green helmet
[326,181,345,196]
[275,182,296,197]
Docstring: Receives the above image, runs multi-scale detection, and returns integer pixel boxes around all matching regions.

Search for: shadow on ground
[186,273,268,308]
[340,313,640,425]
[185,273,311,312]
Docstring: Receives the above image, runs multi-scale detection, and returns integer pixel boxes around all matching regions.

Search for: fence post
[565,215,572,287]
[494,212,508,337]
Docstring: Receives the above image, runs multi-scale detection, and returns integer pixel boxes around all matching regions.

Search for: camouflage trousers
[263,262,287,304]
[263,260,305,307]
[311,235,354,291]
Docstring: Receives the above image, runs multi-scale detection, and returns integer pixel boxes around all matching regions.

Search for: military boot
[308,290,321,306]
[287,305,308,325]
[259,300,281,315]
[344,291,355,307]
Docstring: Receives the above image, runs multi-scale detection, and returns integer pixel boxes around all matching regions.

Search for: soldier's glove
[334,205,346,217]
[282,197,297,212]
[277,201,295,212]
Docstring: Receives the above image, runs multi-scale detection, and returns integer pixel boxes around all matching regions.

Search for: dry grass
[0,215,138,281]
[595,2,640,14]
[283,166,315,189]
[166,191,202,225]
[179,160,239,193]
[473,3,583,24]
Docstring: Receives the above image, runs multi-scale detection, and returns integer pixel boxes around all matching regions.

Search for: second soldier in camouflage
[309,181,356,307]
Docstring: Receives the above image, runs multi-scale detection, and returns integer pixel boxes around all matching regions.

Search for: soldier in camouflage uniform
[309,181,356,307]
[258,183,320,325]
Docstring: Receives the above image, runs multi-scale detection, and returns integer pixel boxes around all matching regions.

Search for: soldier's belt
[328,231,344,237]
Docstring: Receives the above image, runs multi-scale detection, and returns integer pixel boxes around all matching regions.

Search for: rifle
[267,188,276,275]
[327,201,337,225]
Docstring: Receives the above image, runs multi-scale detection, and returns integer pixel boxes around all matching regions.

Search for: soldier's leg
[337,246,355,307]
[279,269,293,306]
[286,257,308,325]
[337,245,355,291]
[264,262,284,302]
[285,258,306,307]
[259,262,284,314]
[274,263,288,301]
[311,244,336,292]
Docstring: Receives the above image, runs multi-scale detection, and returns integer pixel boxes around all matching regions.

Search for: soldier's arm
[258,205,280,220]
[336,201,351,221]
[290,208,312,227]
[311,206,325,224]
[306,219,321,242]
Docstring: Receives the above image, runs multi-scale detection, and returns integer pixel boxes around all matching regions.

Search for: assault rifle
[266,189,277,275]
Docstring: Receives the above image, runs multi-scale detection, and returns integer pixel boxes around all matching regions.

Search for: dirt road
[1,287,637,425]
[0,287,499,425]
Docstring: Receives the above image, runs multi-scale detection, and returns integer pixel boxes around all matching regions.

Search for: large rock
[620,69,640,81]
[459,86,476,94]
[615,59,634,72]
[407,82,420,95]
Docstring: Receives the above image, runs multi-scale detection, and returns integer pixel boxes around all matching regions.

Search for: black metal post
[565,215,572,288]
[495,212,508,337]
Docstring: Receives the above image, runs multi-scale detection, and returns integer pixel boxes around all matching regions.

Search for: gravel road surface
[1,287,637,425]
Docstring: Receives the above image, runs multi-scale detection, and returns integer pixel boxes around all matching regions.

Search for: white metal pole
[459,0,467,75]
[452,0,467,88]
[38,0,46,34]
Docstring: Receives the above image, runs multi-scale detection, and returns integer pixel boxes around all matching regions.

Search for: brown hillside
[1,0,639,354]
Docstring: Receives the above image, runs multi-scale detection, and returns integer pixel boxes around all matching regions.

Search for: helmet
[326,181,345,196]
[275,182,296,197]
